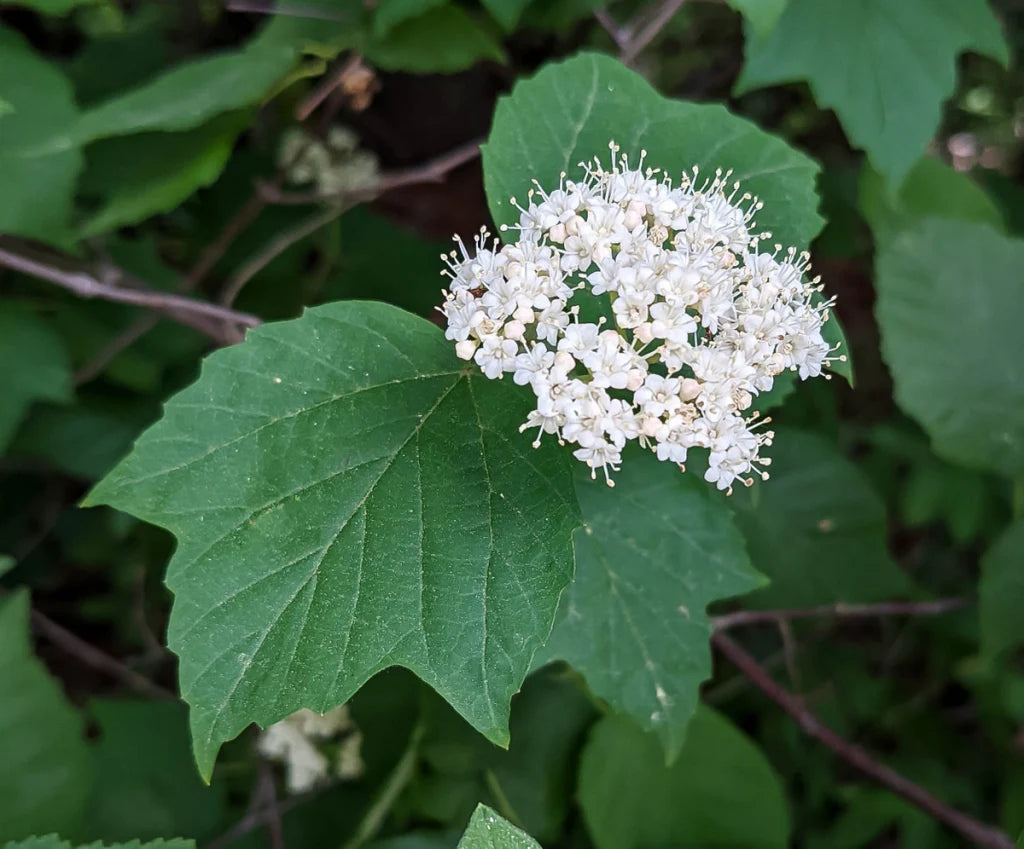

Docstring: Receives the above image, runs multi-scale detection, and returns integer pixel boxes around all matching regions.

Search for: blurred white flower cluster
[279,126,378,196]
[440,143,841,492]
[257,705,363,795]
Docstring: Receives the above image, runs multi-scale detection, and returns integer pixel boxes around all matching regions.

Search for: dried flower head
[440,142,842,493]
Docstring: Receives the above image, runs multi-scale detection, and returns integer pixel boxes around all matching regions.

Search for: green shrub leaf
[0,27,82,245]
[578,709,790,849]
[980,521,1024,659]
[875,219,1024,477]
[86,301,580,779]
[0,592,91,841]
[540,453,764,760]
[729,429,911,608]
[738,0,1009,187]
[366,6,505,72]
[457,805,540,849]
[0,307,73,454]
[482,52,825,253]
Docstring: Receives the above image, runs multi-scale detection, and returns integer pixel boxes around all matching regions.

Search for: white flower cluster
[257,706,363,794]
[440,143,842,492]
[279,126,378,196]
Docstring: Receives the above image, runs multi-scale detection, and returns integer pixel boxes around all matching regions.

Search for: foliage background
[1,1,1023,848]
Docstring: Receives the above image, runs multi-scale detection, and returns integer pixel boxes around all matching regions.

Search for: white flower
[257,706,361,794]
[439,141,841,491]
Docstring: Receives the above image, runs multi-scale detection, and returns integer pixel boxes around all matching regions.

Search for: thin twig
[226,139,482,306]
[260,761,286,849]
[620,0,688,63]
[711,632,1014,849]
[0,247,261,334]
[220,203,351,307]
[30,609,175,701]
[711,597,969,631]
[296,54,363,121]
[187,190,270,291]
[257,138,483,206]
[594,9,632,50]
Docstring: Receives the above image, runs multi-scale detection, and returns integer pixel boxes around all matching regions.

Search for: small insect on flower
[439,142,842,493]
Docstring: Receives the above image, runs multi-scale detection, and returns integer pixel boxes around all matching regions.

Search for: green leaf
[860,157,1004,246]
[72,35,298,143]
[85,301,580,779]
[366,6,505,73]
[12,401,153,481]
[729,429,911,608]
[0,306,73,454]
[0,555,14,580]
[737,0,1009,187]
[78,701,224,842]
[980,521,1024,660]
[419,666,596,840]
[373,0,449,36]
[326,207,450,316]
[480,0,532,31]
[875,219,1024,477]
[79,114,246,237]
[0,27,82,245]
[483,52,825,253]
[540,452,763,760]
[0,591,91,841]
[457,805,540,849]
[727,0,788,36]
[5,0,95,15]
[2,838,193,849]
[578,709,790,849]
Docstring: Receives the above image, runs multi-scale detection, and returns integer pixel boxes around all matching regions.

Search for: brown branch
[295,53,364,121]
[712,597,969,631]
[711,632,1014,849]
[226,139,482,306]
[0,246,261,337]
[620,0,688,63]
[259,761,286,849]
[30,609,175,701]
[258,138,483,206]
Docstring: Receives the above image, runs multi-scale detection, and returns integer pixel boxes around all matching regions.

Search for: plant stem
[711,597,969,631]
[340,720,424,849]
[712,632,1014,849]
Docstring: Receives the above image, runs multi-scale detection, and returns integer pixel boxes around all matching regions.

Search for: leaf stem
[340,719,425,849]
[711,632,1014,849]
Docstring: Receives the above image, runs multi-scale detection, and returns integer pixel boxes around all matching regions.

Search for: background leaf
[578,709,791,849]
[875,219,1024,477]
[0,306,73,454]
[540,452,764,760]
[78,114,247,237]
[0,591,92,841]
[482,51,825,253]
[366,6,505,73]
[860,157,1004,246]
[373,0,448,36]
[0,27,82,245]
[729,429,911,607]
[727,0,788,36]
[980,521,1024,660]
[77,700,225,842]
[72,32,297,142]
[737,0,1009,186]
[86,301,580,779]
